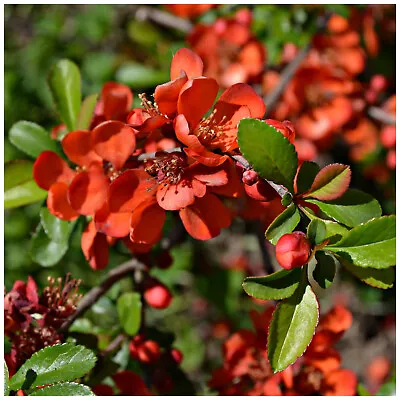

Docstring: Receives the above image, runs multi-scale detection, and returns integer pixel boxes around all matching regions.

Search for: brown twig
[100,333,127,357]
[368,106,396,125]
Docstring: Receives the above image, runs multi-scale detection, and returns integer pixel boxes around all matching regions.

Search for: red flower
[165,4,215,18]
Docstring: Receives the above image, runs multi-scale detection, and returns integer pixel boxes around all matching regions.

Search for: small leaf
[328,215,395,269]
[117,292,142,336]
[238,119,298,192]
[357,383,371,396]
[9,343,96,391]
[307,219,326,245]
[30,225,69,267]
[313,251,336,289]
[77,93,98,130]
[306,189,381,227]
[48,59,82,132]
[9,121,60,159]
[268,280,319,372]
[5,179,47,210]
[4,361,10,396]
[265,203,300,245]
[304,163,351,200]
[29,382,94,396]
[40,207,72,243]
[116,62,169,89]
[243,269,302,300]
[295,161,320,194]
[339,258,394,289]
[5,160,35,191]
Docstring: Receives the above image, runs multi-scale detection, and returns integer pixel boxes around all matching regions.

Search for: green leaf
[305,189,382,227]
[357,383,371,396]
[313,251,336,289]
[265,203,300,245]
[48,59,81,131]
[295,161,320,194]
[268,276,319,372]
[304,163,351,201]
[238,119,298,192]
[4,361,10,396]
[328,216,395,269]
[375,371,396,396]
[40,207,72,243]
[9,343,96,392]
[5,175,47,210]
[243,268,302,300]
[116,62,169,89]
[340,258,394,289]
[29,382,94,396]
[5,160,35,192]
[307,219,326,245]
[117,292,142,336]
[9,121,60,159]
[30,225,69,267]
[77,93,98,130]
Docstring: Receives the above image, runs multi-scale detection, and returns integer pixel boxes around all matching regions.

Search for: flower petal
[218,83,266,118]
[175,114,206,153]
[154,73,188,116]
[178,77,219,128]
[47,182,79,221]
[62,130,102,167]
[68,166,109,215]
[170,48,203,80]
[101,82,133,121]
[190,163,228,186]
[156,178,196,211]
[130,201,166,245]
[179,194,231,240]
[184,148,229,167]
[81,221,109,270]
[94,202,131,238]
[92,121,136,170]
[33,151,75,190]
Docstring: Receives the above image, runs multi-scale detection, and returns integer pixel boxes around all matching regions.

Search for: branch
[368,106,396,125]
[134,5,192,34]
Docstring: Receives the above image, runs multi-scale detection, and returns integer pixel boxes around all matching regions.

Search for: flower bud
[380,125,396,149]
[242,170,259,186]
[170,348,183,364]
[137,340,161,364]
[144,280,173,309]
[275,231,311,270]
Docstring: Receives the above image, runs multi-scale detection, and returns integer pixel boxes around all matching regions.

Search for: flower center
[145,152,187,185]
[139,93,163,118]
[195,109,229,147]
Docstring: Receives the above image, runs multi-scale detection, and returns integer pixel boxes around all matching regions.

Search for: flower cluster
[33,48,291,271]
[4,275,81,374]
[209,304,357,396]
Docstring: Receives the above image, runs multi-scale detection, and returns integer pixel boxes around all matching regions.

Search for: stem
[368,106,396,125]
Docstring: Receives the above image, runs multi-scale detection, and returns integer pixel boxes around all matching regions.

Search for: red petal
[218,83,266,118]
[26,276,39,305]
[190,163,228,186]
[101,82,133,121]
[175,114,206,153]
[68,167,109,215]
[244,179,279,202]
[184,148,229,167]
[170,48,203,80]
[211,159,244,198]
[62,130,102,166]
[94,202,131,238]
[130,201,166,245]
[47,182,80,221]
[156,178,196,211]
[321,369,357,396]
[81,221,109,270]
[33,151,75,190]
[177,77,219,128]
[179,194,231,240]
[108,169,156,213]
[154,74,188,116]
[92,121,136,170]
[112,370,151,396]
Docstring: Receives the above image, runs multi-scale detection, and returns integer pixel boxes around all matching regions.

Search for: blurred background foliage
[4,4,395,393]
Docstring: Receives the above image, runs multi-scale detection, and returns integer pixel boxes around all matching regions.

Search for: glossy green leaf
[48,59,81,131]
[238,119,298,192]
[117,292,142,336]
[9,121,60,159]
[77,93,98,130]
[243,268,302,300]
[5,160,35,192]
[295,161,320,194]
[265,203,300,245]
[339,257,394,289]
[304,163,351,201]
[40,207,72,243]
[268,281,319,372]
[116,62,169,89]
[313,251,336,289]
[328,215,395,269]
[29,382,94,396]
[5,180,47,209]
[4,361,10,396]
[30,225,69,267]
[306,189,381,227]
[9,344,96,391]
[307,219,326,245]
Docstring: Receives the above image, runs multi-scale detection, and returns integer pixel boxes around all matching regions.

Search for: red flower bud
[170,348,183,364]
[275,231,311,270]
[244,179,278,202]
[137,340,161,364]
[380,125,396,149]
[386,149,396,170]
[144,280,173,309]
[264,119,296,144]
[242,170,259,186]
